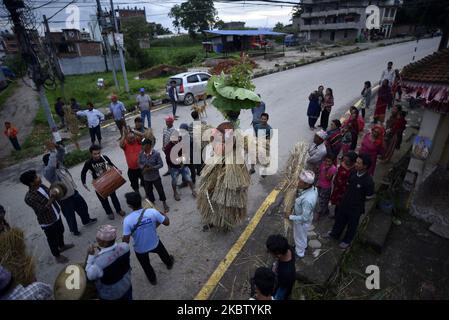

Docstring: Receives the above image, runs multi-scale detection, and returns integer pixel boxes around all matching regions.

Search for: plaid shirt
[24,185,60,227]
[5,283,53,300]
[162,127,175,148]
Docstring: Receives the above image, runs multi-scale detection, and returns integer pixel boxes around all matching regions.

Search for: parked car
[1,66,15,79]
[284,34,300,47]
[166,71,212,106]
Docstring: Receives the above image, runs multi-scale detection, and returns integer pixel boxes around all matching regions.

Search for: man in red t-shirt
[120,129,143,192]
[4,122,21,151]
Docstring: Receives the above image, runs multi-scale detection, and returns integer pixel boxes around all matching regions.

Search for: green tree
[214,19,225,30]
[168,0,218,38]
[273,22,285,32]
[120,18,153,70]
[291,4,303,19]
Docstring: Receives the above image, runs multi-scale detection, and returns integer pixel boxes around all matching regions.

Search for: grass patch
[45,71,169,113]
[0,81,18,111]
[63,149,90,168]
[145,45,204,67]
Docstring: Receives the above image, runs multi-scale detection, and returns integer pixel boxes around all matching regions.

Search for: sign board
[115,33,124,47]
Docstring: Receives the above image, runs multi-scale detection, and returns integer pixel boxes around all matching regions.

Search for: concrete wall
[428,115,449,166]
[407,110,447,185]
[59,55,122,75]
[308,29,358,41]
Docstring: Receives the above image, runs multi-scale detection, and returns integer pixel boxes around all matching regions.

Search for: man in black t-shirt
[81,145,125,220]
[326,154,375,249]
[266,234,296,300]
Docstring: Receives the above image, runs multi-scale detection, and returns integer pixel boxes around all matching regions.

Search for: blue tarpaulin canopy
[203,29,286,37]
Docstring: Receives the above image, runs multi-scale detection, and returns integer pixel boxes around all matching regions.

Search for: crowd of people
[1,60,409,300]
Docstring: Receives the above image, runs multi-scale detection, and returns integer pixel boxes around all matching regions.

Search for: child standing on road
[316,153,337,220]
[4,122,20,151]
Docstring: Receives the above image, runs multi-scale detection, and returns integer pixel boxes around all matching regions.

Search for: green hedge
[63,149,91,168]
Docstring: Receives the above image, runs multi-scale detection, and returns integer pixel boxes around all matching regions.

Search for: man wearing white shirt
[380,61,395,86]
[306,130,328,173]
[136,88,152,128]
[76,102,105,146]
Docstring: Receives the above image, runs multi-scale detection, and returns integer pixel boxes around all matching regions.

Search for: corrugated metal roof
[203,29,286,36]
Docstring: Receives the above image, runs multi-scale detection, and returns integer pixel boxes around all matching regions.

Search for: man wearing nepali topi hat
[85,224,132,300]
[289,169,318,258]
[306,129,328,173]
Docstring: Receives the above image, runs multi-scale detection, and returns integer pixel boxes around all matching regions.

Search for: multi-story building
[116,6,150,48]
[294,0,403,42]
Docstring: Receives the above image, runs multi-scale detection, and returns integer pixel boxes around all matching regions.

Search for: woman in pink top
[316,153,337,219]
[360,124,385,176]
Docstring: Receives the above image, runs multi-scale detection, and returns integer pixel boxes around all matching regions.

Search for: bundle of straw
[281,142,309,240]
[197,154,250,231]
[0,228,35,286]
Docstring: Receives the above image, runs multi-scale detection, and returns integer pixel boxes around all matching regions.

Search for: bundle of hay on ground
[0,228,35,286]
[281,142,309,241]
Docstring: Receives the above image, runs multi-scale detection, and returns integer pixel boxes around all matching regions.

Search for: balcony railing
[301,7,363,18]
[300,22,361,31]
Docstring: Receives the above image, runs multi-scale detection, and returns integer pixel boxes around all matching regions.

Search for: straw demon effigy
[197,59,262,231]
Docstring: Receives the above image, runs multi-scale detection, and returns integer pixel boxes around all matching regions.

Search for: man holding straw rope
[288,170,318,258]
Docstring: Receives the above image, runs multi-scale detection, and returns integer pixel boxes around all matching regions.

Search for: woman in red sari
[330,151,357,218]
[374,79,393,124]
[360,125,386,176]
[383,105,407,162]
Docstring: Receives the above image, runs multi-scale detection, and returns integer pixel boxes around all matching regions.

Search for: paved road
[0,37,440,300]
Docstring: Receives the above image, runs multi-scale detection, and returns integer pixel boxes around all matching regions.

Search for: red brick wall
[118,9,145,19]
[77,42,102,56]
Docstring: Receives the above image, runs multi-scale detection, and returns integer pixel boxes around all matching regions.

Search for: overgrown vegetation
[63,149,90,168]
[0,81,18,111]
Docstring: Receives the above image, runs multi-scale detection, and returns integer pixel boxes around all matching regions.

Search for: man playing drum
[81,145,125,220]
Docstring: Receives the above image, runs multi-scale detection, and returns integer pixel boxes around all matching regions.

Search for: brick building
[49,29,103,58]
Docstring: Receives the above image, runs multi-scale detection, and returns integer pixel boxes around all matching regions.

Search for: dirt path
[0,78,39,159]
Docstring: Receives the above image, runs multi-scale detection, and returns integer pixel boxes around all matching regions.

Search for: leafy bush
[63,149,91,168]
[3,54,27,77]
[171,47,200,65]
[150,35,202,47]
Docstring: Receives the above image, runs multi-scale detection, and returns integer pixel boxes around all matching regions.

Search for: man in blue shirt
[251,95,265,133]
[122,192,174,285]
[109,95,126,140]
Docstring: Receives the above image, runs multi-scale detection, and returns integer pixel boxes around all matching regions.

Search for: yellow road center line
[194,189,281,300]
[339,84,380,123]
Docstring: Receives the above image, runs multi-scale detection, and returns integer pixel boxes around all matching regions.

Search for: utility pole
[4,0,58,134]
[438,7,449,51]
[96,0,120,91]
[43,14,66,101]
[109,0,129,93]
